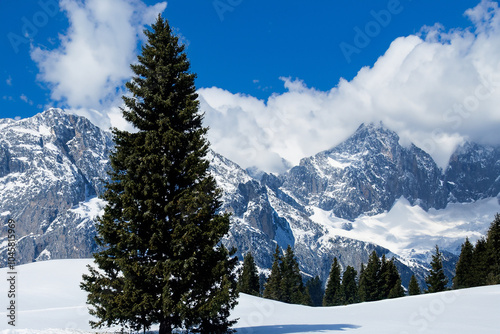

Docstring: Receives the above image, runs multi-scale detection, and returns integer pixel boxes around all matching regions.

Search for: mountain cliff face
[1,110,499,288]
[279,123,448,221]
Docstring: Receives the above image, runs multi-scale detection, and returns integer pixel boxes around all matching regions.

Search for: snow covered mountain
[1,109,499,288]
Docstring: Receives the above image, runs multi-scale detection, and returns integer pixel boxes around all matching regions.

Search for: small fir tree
[360,251,382,301]
[80,15,238,334]
[238,252,260,296]
[341,266,359,304]
[425,245,448,293]
[382,259,404,299]
[280,245,307,305]
[408,275,421,296]
[486,213,500,284]
[387,278,405,299]
[453,237,475,289]
[263,245,282,301]
[472,237,489,286]
[323,257,342,306]
[358,263,368,302]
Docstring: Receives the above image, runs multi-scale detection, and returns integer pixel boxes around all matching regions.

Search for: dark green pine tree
[358,263,368,302]
[263,245,282,301]
[425,245,448,293]
[486,213,500,284]
[472,237,489,286]
[323,257,342,306]
[341,266,358,304]
[280,245,308,305]
[238,252,260,296]
[359,251,382,302]
[306,276,324,307]
[453,237,475,289]
[408,275,421,296]
[387,278,405,299]
[80,15,238,334]
[382,259,404,299]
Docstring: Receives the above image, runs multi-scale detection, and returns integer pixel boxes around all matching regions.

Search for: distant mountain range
[1,109,499,288]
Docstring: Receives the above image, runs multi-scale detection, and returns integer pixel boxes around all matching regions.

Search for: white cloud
[31,0,166,130]
[200,0,500,173]
[20,94,34,105]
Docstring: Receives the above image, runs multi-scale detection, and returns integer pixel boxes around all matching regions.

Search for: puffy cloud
[31,0,166,130]
[200,0,500,173]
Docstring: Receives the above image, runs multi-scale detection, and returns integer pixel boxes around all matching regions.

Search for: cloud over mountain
[200,0,500,173]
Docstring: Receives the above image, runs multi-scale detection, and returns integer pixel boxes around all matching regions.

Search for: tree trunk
[159,319,172,334]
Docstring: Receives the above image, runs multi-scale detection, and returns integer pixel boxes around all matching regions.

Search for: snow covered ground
[1,259,499,333]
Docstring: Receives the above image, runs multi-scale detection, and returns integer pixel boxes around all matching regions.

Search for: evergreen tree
[408,275,421,296]
[306,276,324,307]
[263,245,282,301]
[425,245,448,293]
[382,259,404,299]
[360,251,382,301]
[486,213,500,284]
[280,245,307,305]
[358,263,368,302]
[323,257,342,306]
[472,237,489,286]
[238,252,260,296]
[453,237,475,289]
[387,278,405,299]
[80,15,237,334]
[341,266,358,304]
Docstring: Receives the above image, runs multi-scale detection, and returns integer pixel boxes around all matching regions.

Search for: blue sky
[1,0,500,173]
[1,0,479,118]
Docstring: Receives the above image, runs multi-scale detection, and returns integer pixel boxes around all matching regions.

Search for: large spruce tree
[81,15,238,334]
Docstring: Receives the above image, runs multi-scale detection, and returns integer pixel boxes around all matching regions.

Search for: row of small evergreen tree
[453,214,500,288]
[238,214,500,308]
[237,247,408,307]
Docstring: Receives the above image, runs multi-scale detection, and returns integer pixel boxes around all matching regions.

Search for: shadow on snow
[235,323,361,333]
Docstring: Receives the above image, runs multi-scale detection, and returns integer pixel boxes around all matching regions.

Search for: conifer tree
[238,252,260,296]
[472,237,489,286]
[306,276,324,307]
[408,275,421,296]
[341,266,358,304]
[263,245,282,301]
[486,213,500,284]
[425,245,448,293]
[453,237,475,289]
[387,278,405,299]
[280,245,307,305]
[359,251,382,301]
[358,263,368,302]
[81,15,237,334]
[323,257,342,306]
[382,259,404,299]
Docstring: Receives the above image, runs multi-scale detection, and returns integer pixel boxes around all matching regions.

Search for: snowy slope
[311,196,500,261]
[1,259,499,333]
